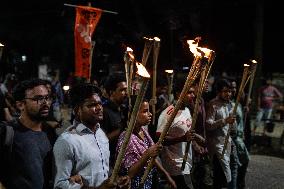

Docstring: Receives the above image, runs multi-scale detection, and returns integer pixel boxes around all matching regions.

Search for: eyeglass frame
[24,95,52,104]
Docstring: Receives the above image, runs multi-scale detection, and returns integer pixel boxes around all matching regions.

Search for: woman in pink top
[116,98,176,189]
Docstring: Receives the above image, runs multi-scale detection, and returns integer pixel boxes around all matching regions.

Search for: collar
[75,122,100,134]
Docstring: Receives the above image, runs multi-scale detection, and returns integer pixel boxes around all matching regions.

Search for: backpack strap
[4,125,14,152]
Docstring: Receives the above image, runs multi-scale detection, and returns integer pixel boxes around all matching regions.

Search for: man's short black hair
[12,78,48,101]
[215,78,232,92]
[103,73,126,95]
[69,83,102,108]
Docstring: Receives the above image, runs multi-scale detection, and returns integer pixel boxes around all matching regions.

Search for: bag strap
[4,125,14,152]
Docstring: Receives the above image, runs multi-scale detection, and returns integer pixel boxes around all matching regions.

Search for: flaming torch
[109,62,150,184]
[139,37,208,187]
[124,47,136,121]
[165,69,174,103]
[243,59,258,127]
[0,43,4,61]
[181,48,216,170]
[221,63,252,158]
[151,37,161,125]
[141,37,154,66]
[124,47,135,96]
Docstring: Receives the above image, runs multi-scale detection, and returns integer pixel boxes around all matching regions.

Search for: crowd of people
[0,70,283,189]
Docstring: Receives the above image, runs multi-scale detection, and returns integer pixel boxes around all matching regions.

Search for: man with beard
[101,74,128,169]
[0,78,52,189]
[53,83,129,189]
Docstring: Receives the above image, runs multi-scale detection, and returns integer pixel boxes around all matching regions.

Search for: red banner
[74,6,102,79]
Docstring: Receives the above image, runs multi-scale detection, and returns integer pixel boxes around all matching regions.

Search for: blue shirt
[53,123,110,188]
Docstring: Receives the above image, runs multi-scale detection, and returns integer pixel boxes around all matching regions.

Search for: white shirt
[156,105,193,176]
[53,123,110,189]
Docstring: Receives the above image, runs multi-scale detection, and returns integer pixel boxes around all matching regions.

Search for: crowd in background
[0,69,283,189]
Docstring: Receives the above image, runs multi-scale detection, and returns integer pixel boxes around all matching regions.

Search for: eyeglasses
[24,95,52,104]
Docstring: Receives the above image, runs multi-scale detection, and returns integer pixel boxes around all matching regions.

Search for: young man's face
[219,86,232,102]
[20,85,51,121]
[184,87,196,106]
[79,94,103,125]
[111,81,127,105]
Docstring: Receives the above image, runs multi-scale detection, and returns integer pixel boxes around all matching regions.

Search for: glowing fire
[251,59,257,64]
[126,47,133,52]
[244,64,250,67]
[143,37,154,41]
[136,62,150,78]
[126,47,135,60]
[165,70,174,74]
[154,37,160,42]
[187,39,213,58]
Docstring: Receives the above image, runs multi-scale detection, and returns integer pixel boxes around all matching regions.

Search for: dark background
[0,0,280,81]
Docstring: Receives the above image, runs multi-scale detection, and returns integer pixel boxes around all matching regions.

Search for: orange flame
[187,39,213,58]
[250,59,257,64]
[165,70,174,74]
[126,47,135,60]
[126,47,133,52]
[136,62,150,78]
[154,37,160,42]
[143,37,154,41]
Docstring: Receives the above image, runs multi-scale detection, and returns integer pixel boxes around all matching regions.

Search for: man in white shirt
[53,83,129,189]
[156,84,201,189]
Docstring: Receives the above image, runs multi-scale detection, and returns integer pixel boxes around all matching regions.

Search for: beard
[28,112,49,122]
[27,107,50,122]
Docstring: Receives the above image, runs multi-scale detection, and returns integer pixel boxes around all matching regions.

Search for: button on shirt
[53,123,110,189]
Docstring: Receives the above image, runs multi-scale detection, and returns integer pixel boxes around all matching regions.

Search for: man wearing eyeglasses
[0,78,53,189]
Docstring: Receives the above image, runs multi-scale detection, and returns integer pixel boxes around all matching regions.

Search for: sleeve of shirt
[273,86,283,98]
[206,102,226,131]
[53,137,81,189]
[156,106,171,134]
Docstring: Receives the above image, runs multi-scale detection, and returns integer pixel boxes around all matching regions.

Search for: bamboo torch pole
[151,37,161,125]
[141,37,153,66]
[139,38,207,187]
[124,47,135,121]
[221,64,251,158]
[181,50,215,170]
[109,63,150,184]
[243,59,258,127]
[165,70,174,103]
[139,56,204,187]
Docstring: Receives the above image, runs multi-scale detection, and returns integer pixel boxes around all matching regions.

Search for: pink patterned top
[116,127,155,189]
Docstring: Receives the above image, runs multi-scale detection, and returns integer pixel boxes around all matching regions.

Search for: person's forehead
[140,102,149,109]
[25,85,48,96]
[116,81,126,88]
[84,94,101,102]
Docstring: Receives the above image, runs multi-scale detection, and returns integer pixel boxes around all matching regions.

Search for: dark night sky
[0,0,281,81]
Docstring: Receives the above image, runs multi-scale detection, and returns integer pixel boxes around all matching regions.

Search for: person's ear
[16,100,25,112]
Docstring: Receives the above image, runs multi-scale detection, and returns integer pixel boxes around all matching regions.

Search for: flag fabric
[74,6,102,79]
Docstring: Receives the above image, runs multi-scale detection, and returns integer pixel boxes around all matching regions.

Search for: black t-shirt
[3,120,52,189]
[101,100,128,167]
